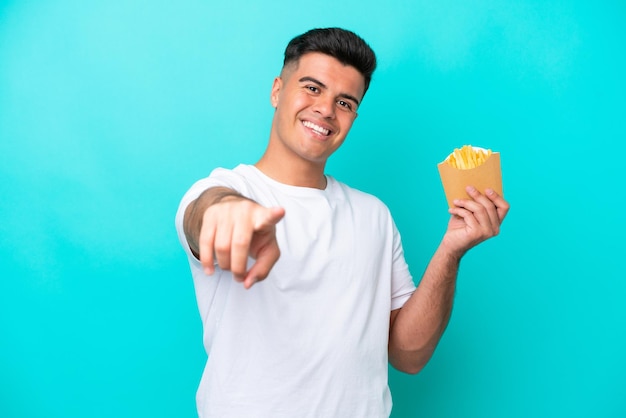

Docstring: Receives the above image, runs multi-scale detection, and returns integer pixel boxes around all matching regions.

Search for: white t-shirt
[175,165,416,418]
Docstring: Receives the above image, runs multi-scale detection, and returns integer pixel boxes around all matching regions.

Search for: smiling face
[262,52,366,182]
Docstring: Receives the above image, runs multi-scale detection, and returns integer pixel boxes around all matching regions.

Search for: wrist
[212,190,245,205]
[438,237,466,264]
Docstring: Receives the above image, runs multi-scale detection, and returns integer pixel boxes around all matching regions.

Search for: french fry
[446,145,492,170]
[437,145,503,207]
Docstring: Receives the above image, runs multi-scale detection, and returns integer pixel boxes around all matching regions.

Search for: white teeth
[303,121,330,135]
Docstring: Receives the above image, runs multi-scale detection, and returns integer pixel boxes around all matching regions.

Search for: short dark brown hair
[283,28,377,95]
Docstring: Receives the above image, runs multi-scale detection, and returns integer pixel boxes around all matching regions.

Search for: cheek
[282,90,313,110]
[339,115,356,133]
[275,95,305,130]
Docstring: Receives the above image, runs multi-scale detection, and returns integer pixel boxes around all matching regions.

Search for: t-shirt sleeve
[390,218,416,310]
[174,167,251,260]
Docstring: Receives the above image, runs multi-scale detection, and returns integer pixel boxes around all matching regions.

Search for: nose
[312,95,336,119]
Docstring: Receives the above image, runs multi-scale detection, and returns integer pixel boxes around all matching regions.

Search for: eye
[337,100,353,112]
[306,85,320,93]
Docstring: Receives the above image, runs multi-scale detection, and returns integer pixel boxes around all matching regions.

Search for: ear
[270,77,282,108]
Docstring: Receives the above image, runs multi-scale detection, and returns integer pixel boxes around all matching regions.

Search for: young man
[175,28,509,418]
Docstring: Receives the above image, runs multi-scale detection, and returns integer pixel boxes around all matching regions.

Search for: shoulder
[329,177,391,215]
[187,164,256,196]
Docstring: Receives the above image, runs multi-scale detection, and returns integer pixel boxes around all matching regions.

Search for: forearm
[389,242,461,374]
[183,187,244,257]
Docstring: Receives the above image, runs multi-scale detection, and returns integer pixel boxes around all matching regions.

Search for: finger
[253,206,285,231]
[244,241,281,289]
[243,274,258,290]
[453,197,492,231]
[230,221,253,282]
[468,186,500,232]
[485,189,510,222]
[213,219,234,273]
[460,186,499,232]
[448,206,479,229]
[199,218,217,275]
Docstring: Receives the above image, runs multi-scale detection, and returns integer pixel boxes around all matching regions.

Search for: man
[175,27,509,417]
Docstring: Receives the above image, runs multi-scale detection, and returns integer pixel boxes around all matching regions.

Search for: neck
[255,153,327,189]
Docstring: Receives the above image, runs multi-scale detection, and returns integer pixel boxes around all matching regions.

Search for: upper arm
[389,308,401,340]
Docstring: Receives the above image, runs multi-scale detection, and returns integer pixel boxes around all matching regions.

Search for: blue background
[1,0,624,417]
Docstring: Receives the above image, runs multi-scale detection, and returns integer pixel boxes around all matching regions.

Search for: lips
[302,120,331,136]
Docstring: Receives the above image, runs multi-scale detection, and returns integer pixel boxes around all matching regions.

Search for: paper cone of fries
[437,146,503,208]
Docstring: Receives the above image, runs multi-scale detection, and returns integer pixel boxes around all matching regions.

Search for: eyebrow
[298,76,360,106]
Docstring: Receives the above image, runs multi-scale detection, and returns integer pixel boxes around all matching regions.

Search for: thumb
[253,206,285,230]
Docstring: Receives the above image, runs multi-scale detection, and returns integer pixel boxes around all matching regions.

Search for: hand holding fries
[436,145,509,256]
[441,185,510,258]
